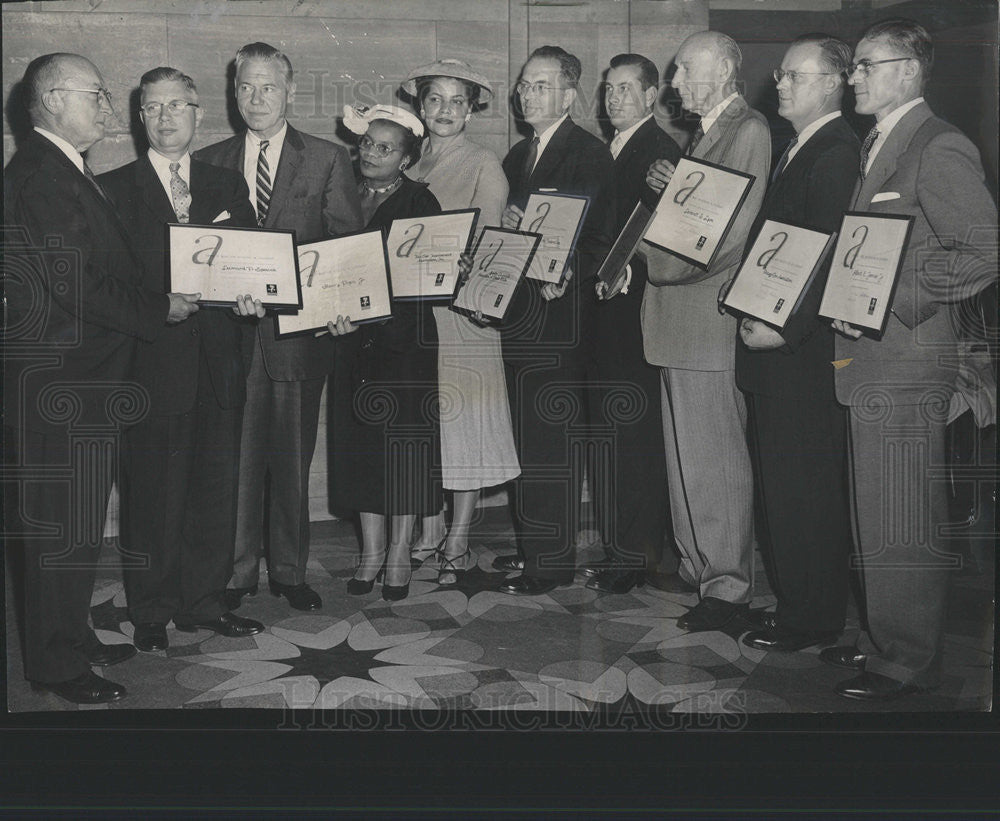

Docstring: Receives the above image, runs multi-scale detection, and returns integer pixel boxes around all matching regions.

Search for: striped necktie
[256,139,272,227]
[82,162,110,203]
[169,161,191,223]
[859,127,879,179]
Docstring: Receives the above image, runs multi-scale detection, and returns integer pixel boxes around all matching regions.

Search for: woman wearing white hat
[401,59,520,586]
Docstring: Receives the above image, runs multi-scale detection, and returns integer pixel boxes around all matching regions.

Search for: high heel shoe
[410,537,445,570]
[347,566,384,596]
[437,549,473,586]
[381,580,410,601]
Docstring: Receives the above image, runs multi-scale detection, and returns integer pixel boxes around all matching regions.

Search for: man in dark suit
[3,53,200,704]
[643,31,770,631]
[100,67,266,652]
[583,53,684,595]
[492,45,613,596]
[195,43,364,613]
[735,35,859,653]
[823,18,997,701]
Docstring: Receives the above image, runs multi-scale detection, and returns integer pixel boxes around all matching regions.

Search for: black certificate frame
[385,208,480,302]
[644,155,755,272]
[274,227,395,339]
[165,222,302,309]
[519,191,590,285]
[722,217,837,332]
[450,225,542,322]
[595,201,656,292]
[818,210,915,341]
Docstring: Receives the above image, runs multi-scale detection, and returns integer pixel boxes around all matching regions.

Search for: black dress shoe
[742,625,839,652]
[835,671,923,702]
[174,612,264,638]
[492,554,524,572]
[224,583,258,611]
[743,608,778,632]
[819,645,867,670]
[644,572,698,594]
[32,671,126,704]
[133,623,168,652]
[676,597,749,632]
[269,580,322,611]
[499,574,567,596]
[586,568,644,594]
[85,641,137,667]
[578,557,614,578]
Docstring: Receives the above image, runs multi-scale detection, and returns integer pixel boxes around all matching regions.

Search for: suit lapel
[528,117,574,188]
[694,96,745,159]
[614,118,654,171]
[853,102,932,208]
[136,155,178,223]
[265,124,303,227]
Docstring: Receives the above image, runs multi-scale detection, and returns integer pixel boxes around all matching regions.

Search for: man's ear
[194,105,205,129]
[39,89,64,116]
[286,81,297,103]
[644,83,658,111]
[561,86,577,114]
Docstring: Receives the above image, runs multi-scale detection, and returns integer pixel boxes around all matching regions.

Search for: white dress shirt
[34,126,85,174]
[530,113,568,175]
[698,92,740,138]
[147,148,190,207]
[865,97,924,173]
[243,121,288,215]
[786,111,841,167]
[610,114,653,159]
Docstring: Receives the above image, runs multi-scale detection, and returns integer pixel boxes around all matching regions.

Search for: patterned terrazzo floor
[5,508,994,715]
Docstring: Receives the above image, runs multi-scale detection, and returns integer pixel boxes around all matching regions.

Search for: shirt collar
[874,97,924,140]
[147,148,190,179]
[699,92,739,137]
[245,121,288,154]
[612,114,653,156]
[34,126,85,174]
[534,113,568,155]
[786,111,841,164]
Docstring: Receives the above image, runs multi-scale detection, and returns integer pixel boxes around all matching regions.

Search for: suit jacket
[99,154,257,415]
[641,95,770,371]
[3,131,169,434]
[834,101,998,407]
[500,117,613,357]
[736,116,860,400]
[194,124,364,380]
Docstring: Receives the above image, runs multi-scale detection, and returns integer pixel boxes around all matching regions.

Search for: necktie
[82,162,110,203]
[860,127,879,178]
[770,136,798,183]
[610,131,625,159]
[169,161,191,223]
[687,124,705,155]
[256,139,272,227]
[521,135,539,184]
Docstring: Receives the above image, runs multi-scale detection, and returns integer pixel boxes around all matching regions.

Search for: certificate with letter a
[520,192,589,284]
[385,209,478,300]
[452,227,541,321]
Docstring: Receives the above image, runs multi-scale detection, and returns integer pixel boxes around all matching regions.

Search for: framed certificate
[275,230,392,338]
[595,201,656,292]
[166,223,301,309]
[452,227,541,322]
[723,219,837,330]
[819,212,914,339]
[385,209,478,300]
[519,192,590,284]
[642,156,755,271]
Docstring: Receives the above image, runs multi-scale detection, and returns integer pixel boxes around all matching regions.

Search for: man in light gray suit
[821,18,997,701]
[643,31,770,632]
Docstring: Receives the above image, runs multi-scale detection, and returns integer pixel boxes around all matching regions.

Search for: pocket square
[212,210,231,223]
[871,192,900,203]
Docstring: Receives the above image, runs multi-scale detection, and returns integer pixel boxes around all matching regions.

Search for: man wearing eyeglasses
[99,67,266,654]
[4,53,202,704]
[196,43,363,615]
[822,18,997,702]
[640,31,770,633]
[735,35,859,656]
[492,45,613,596]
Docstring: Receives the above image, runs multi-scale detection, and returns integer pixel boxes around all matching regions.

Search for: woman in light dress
[401,59,520,585]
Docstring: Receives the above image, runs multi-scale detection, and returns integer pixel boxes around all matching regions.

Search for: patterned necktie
[169,161,191,223]
[256,139,272,227]
[610,131,625,160]
[770,136,798,183]
[687,124,705,155]
[860,127,879,178]
[521,135,539,184]
[82,162,110,202]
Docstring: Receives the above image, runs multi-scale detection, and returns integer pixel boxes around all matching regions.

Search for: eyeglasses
[847,57,912,78]
[516,81,563,96]
[50,87,113,107]
[358,135,400,158]
[772,69,838,84]
[139,100,199,117]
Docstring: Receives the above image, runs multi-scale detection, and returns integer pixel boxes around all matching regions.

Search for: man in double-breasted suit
[3,53,200,703]
[492,45,613,596]
[736,35,859,654]
[583,53,684,596]
[100,67,266,652]
[822,19,997,701]
[195,42,364,613]
[642,31,770,631]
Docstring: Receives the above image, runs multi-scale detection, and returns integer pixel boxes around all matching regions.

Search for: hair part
[860,18,933,80]
[609,53,660,90]
[140,66,197,96]
[527,45,582,89]
[235,41,294,84]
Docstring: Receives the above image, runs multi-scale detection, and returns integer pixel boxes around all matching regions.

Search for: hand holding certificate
[643,156,754,270]
[519,192,589,284]
[275,230,392,338]
[819,212,914,339]
[595,201,656,294]
[385,209,478,300]
[452,227,541,321]
[167,224,301,308]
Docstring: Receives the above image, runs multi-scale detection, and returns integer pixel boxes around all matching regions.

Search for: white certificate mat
[519,192,589,284]
[723,219,836,330]
[452,227,541,321]
[275,230,392,337]
[166,223,301,309]
[385,209,478,300]
[643,156,754,271]
[819,212,914,339]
